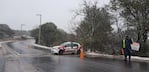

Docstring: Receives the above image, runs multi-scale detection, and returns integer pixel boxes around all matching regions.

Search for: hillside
[0,24,14,39]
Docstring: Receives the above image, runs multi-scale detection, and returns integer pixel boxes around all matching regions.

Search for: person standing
[122,36,133,61]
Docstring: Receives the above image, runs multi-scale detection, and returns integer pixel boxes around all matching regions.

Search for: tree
[110,0,149,56]
[0,24,14,39]
[110,0,149,43]
[31,22,68,46]
[75,1,113,53]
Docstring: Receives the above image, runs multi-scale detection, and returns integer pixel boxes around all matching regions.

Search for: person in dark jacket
[123,36,133,61]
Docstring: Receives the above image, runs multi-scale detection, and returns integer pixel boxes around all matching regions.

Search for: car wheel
[54,53,58,55]
[59,50,63,55]
[77,50,81,55]
[71,53,75,55]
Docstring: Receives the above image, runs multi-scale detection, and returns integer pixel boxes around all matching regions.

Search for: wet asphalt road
[0,47,5,72]
[0,40,149,72]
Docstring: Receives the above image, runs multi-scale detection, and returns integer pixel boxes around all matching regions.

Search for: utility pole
[21,24,25,35]
[36,14,42,44]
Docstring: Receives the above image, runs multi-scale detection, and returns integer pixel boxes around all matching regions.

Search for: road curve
[0,40,149,72]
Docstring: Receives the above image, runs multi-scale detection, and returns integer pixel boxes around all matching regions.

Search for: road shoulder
[85,52,149,62]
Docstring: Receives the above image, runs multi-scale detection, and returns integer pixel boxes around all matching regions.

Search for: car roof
[60,42,80,46]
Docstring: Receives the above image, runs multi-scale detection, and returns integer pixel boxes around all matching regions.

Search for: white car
[51,42,81,55]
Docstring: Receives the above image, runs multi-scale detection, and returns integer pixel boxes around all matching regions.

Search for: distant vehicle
[21,35,34,39]
[51,42,81,55]
[13,35,33,40]
[13,36,22,39]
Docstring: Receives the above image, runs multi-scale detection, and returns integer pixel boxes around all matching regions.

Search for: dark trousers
[124,48,131,61]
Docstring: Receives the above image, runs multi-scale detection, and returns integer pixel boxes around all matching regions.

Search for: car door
[64,42,73,52]
[72,43,79,52]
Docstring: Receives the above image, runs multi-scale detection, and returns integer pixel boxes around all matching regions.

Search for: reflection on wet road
[1,40,149,72]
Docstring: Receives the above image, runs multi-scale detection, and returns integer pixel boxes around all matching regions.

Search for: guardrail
[0,41,13,47]
[33,44,52,50]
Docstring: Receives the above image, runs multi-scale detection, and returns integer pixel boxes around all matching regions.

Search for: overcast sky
[0,0,110,33]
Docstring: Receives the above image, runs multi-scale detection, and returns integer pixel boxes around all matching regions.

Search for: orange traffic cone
[80,48,84,59]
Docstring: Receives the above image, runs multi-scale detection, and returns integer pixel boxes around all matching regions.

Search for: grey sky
[0,0,110,33]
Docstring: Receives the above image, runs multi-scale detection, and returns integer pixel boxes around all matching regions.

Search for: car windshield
[60,42,71,46]
[60,42,80,47]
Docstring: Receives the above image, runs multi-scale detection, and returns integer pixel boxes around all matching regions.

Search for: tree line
[31,22,76,47]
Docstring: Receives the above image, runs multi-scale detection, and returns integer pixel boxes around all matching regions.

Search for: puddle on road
[31,56,56,72]
[7,42,24,54]
[139,62,149,71]
[21,55,83,72]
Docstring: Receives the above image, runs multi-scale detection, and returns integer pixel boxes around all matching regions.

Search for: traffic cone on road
[80,48,84,59]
